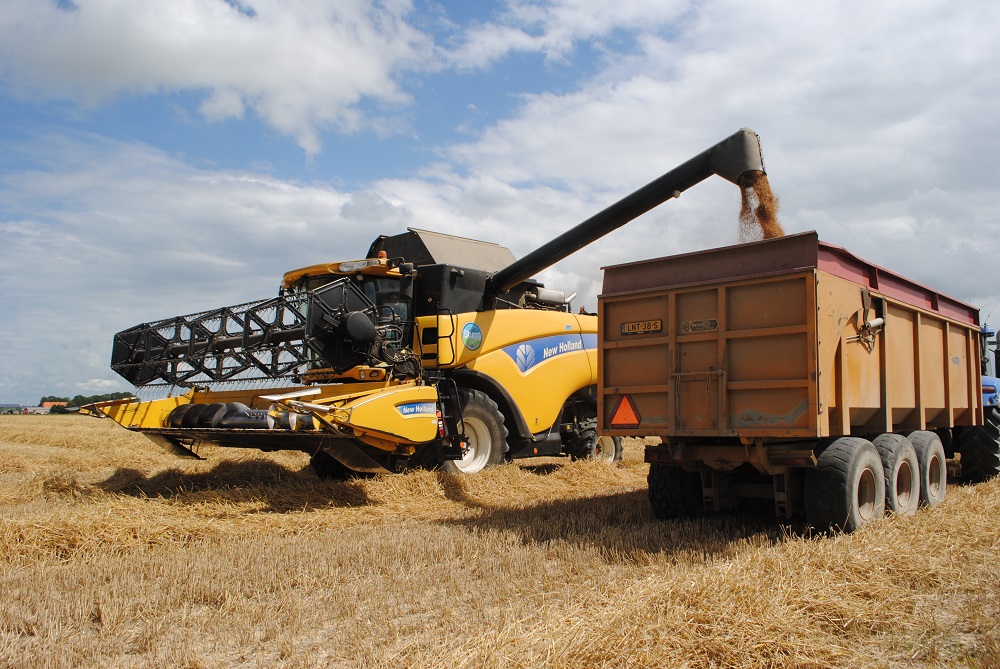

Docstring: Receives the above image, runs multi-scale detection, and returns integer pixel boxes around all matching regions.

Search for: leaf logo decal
[515,344,536,372]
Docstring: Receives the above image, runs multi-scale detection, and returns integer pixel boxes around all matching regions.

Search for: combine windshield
[294,274,410,343]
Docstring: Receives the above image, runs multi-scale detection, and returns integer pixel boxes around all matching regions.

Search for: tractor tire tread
[648,464,703,519]
[959,407,1000,483]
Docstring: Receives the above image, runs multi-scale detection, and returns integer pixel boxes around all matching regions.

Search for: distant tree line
[40,392,134,414]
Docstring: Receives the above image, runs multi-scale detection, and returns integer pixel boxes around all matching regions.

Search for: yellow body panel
[94,393,192,428]
[333,384,439,444]
[418,309,598,434]
[280,259,399,289]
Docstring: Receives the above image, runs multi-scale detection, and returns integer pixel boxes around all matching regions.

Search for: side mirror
[400,269,415,300]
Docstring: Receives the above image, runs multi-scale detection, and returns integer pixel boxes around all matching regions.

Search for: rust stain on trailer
[731,399,809,429]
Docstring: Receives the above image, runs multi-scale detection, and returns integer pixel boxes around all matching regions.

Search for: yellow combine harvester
[91,129,768,478]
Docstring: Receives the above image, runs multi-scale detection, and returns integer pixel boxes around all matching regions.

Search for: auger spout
[487,128,765,296]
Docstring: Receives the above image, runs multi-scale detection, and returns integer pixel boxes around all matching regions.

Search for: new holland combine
[92,129,770,478]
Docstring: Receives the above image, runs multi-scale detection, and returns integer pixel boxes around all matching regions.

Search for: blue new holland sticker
[502,334,596,373]
[397,402,436,416]
[462,323,483,351]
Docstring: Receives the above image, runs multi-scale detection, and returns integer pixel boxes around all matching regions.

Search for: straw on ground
[1,415,998,668]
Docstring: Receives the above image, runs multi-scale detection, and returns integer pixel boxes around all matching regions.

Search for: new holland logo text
[397,402,436,416]
[503,334,595,373]
[544,339,583,357]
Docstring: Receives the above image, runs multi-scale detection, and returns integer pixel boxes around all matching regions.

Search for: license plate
[621,319,662,335]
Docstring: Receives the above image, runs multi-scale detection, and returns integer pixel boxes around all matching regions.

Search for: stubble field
[1,415,998,668]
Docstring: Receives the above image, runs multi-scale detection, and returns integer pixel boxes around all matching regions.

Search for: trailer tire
[958,406,1000,483]
[873,433,919,516]
[907,431,947,507]
[441,390,507,475]
[310,449,355,481]
[648,464,703,519]
[805,437,885,532]
[571,419,623,463]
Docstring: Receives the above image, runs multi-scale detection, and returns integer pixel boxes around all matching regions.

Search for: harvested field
[1,415,998,668]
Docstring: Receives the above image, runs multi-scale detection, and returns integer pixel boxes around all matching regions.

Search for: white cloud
[446,0,690,69]
[76,378,124,392]
[199,87,246,122]
[0,0,431,154]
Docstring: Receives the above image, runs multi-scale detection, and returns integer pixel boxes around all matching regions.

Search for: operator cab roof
[367,228,516,273]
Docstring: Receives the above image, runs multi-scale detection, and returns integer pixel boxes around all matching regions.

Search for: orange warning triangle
[610,395,641,429]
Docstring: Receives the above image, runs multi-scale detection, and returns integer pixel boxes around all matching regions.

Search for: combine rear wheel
[958,406,1000,483]
[805,437,885,532]
[648,464,703,519]
[571,419,623,463]
[441,390,507,475]
[908,431,947,507]
[873,433,919,516]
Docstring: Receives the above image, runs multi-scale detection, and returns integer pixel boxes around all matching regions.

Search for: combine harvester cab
[600,231,1000,531]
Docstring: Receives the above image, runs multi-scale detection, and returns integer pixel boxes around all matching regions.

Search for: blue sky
[1,0,999,405]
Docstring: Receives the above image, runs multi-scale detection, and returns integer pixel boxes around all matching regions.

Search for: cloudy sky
[1,0,998,405]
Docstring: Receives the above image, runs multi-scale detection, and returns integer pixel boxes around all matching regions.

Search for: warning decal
[609,395,641,429]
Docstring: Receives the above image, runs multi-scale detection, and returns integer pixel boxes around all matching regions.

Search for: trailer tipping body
[598,231,982,528]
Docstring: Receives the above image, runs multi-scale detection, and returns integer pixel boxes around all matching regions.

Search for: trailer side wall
[599,233,981,449]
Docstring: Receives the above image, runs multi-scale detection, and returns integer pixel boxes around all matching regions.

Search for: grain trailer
[600,231,984,530]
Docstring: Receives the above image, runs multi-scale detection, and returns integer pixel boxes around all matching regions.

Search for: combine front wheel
[442,390,507,475]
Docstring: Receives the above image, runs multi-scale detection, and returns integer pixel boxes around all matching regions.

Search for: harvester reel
[110,277,396,387]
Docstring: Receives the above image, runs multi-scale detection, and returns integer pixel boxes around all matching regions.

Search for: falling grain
[738,170,784,242]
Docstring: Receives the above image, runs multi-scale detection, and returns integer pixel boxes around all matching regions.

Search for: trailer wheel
[907,430,947,507]
[873,433,919,516]
[442,390,507,475]
[805,437,885,532]
[648,464,704,519]
[958,406,1000,483]
[310,449,355,481]
[571,419,623,463]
